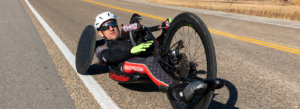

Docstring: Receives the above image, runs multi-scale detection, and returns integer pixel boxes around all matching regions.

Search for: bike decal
[123,65,146,74]
[109,73,130,82]
[187,24,195,29]
[102,57,106,62]
[153,39,160,47]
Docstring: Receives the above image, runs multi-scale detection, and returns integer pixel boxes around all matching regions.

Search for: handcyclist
[94,11,207,104]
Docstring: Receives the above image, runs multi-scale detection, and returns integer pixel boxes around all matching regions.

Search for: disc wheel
[75,25,96,74]
[163,12,217,109]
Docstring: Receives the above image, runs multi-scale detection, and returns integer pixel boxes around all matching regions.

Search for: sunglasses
[98,22,118,31]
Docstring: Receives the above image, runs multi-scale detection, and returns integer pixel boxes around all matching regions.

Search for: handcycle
[75,12,225,109]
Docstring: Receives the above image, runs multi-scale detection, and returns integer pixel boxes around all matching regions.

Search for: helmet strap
[100,31,107,39]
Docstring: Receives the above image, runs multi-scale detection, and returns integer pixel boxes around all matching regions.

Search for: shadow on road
[197,70,207,74]
[118,83,160,92]
[209,80,239,109]
[85,63,110,75]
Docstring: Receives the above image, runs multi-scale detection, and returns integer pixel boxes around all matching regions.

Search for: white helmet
[94,11,117,30]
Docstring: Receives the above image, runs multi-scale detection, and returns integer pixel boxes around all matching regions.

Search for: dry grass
[140,0,300,21]
[289,0,300,5]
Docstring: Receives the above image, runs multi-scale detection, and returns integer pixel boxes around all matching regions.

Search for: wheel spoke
[193,52,205,62]
[192,43,203,62]
[173,28,178,46]
[188,26,192,60]
[191,30,200,61]
[181,27,188,54]
[194,61,207,64]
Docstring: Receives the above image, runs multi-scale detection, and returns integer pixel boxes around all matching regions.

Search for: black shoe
[172,85,192,106]
[182,81,207,101]
[170,81,207,105]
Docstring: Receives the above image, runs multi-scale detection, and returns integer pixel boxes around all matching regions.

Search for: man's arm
[95,40,154,64]
[95,45,133,64]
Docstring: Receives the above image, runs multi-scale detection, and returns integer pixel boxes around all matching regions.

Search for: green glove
[130,40,154,55]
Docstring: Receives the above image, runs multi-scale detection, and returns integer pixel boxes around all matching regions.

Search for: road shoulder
[19,0,101,108]
[0,0,76,108]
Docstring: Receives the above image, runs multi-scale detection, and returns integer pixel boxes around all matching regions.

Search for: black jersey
[95,30,164,69]
[96,37,134,69]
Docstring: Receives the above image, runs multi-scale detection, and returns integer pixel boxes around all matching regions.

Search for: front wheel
[163,12,217,109]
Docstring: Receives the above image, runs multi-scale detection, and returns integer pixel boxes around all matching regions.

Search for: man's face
[98,20,120,40]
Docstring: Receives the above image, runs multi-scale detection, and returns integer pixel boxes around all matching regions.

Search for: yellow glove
[130,40,154,55]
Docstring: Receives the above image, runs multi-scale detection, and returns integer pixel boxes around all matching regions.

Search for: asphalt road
[3,0,300,108]
[0,0,75,108]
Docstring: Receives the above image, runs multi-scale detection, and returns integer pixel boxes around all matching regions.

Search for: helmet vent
[96,23,99,25]
[108,13,110,16]
[99,17,103,19]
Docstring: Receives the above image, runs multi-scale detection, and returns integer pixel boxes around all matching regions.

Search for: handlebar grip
[122,23,144,34]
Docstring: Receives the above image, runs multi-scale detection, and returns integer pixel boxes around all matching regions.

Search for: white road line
[24,0,119,109]
[122,0,300,29]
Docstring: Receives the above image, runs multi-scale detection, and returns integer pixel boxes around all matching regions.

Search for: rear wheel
[163,12,217,109]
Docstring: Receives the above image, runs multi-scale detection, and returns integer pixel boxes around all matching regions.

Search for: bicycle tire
[129,14,141,46]
[163,12,217,109]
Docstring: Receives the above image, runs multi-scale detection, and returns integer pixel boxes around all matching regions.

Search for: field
[139,0,300,21]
